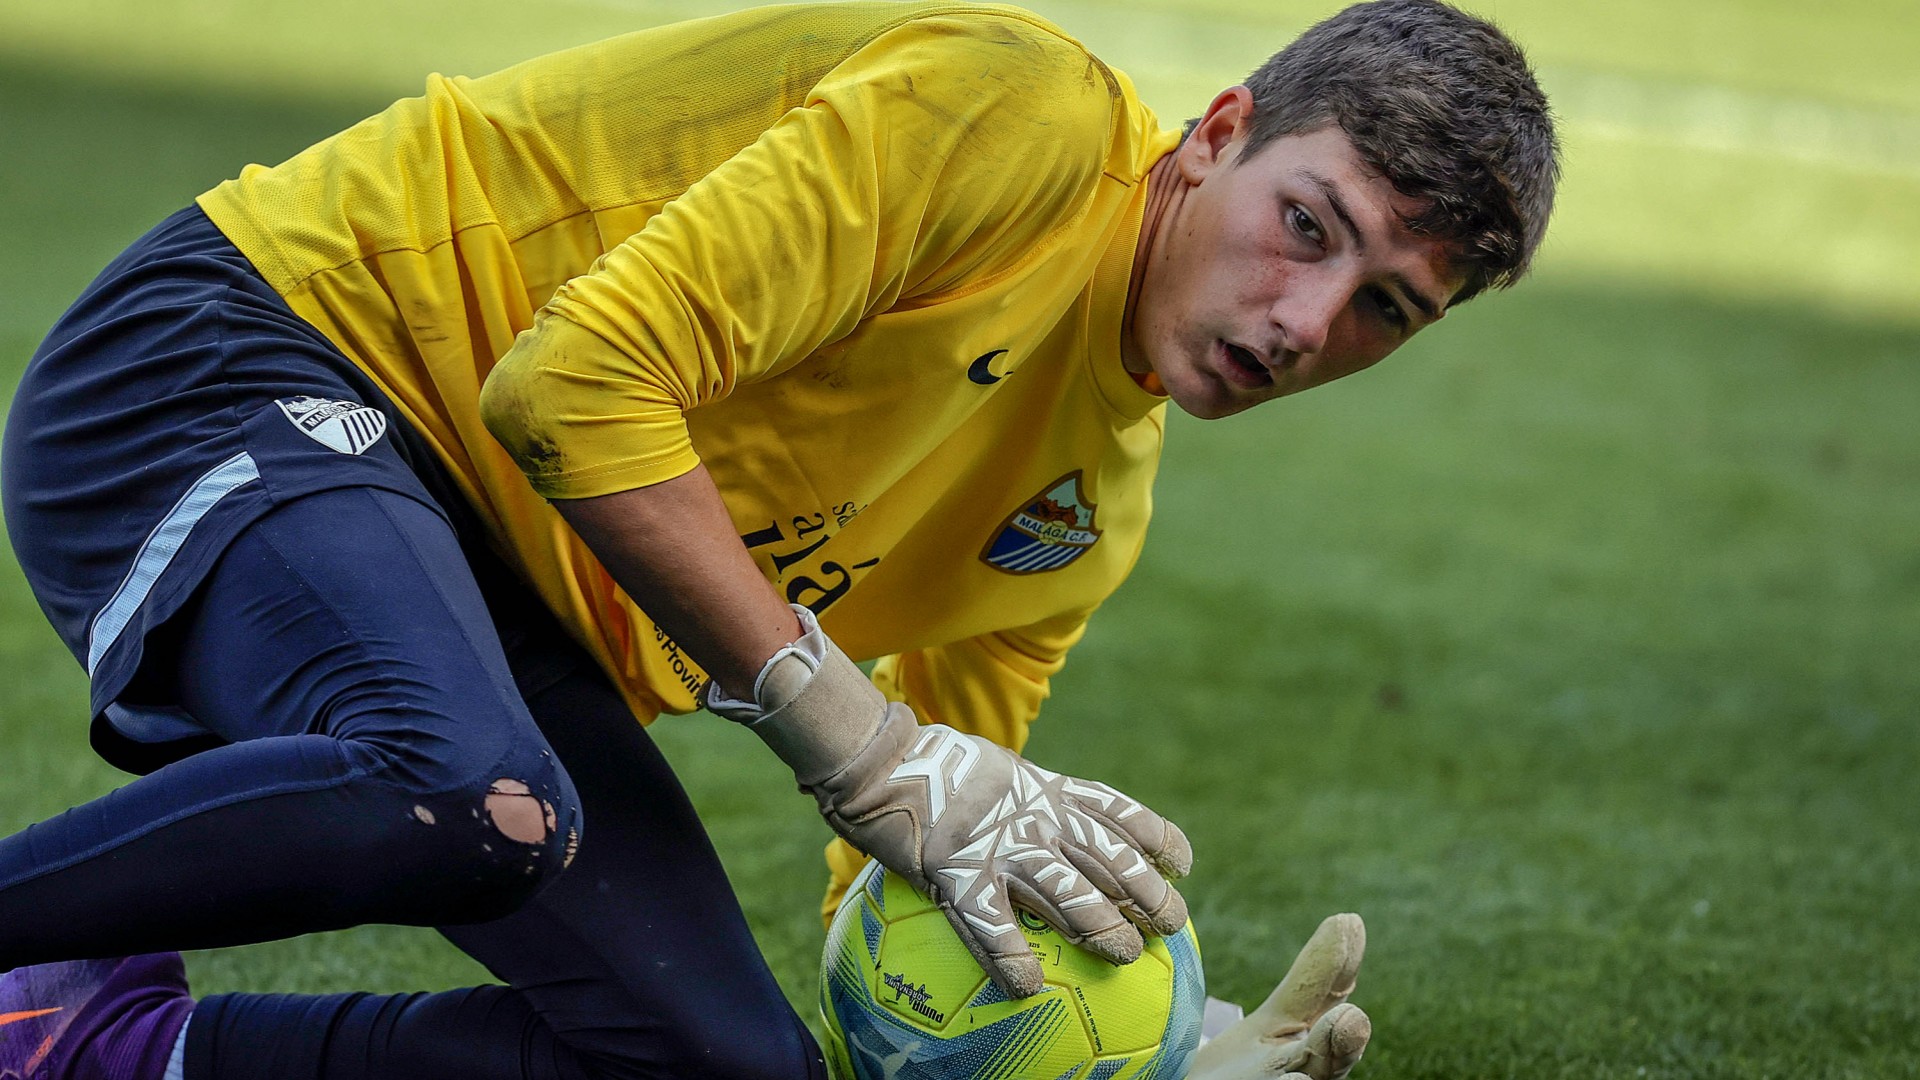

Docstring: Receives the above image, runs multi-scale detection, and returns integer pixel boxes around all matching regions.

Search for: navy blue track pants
[0,208,826,1079]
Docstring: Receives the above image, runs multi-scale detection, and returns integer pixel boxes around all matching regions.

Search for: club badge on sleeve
[276,396,389,456]
[980,471,1102,575]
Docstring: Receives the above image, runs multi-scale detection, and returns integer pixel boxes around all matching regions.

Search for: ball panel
[861,902,886,964]
[1016,909,1174,1057]
[876,909,993,1030]
[834,982,1089,1080]
[877,860,936,918]
[821,1009,857,1080]
[821,863,1203,1080]
[1126,927,1205,1080]
[965,978,1014,1009]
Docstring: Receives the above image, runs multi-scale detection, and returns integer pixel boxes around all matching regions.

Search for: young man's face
[1126,91,1467,420]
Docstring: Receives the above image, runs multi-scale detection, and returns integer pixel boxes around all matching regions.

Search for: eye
[1288,205,1324,246]
[1370,287,1409,329]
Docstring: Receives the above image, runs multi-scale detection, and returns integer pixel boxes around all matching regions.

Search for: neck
[1122,151,1183,376]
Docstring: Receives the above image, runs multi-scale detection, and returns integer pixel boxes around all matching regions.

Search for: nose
[1268,270,1348,357]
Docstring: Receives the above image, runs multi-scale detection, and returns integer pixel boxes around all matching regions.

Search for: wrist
[705,606,894,786]
[704,604,831,721]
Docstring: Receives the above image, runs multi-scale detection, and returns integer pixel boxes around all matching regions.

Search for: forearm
[552,464,801,701]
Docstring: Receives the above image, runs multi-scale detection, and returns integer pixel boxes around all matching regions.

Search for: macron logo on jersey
[967,348,1015,385]
[277,396,388,455]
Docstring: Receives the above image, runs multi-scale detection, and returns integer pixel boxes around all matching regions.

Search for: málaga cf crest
[276,396,388,456]
[980,471,1103,575]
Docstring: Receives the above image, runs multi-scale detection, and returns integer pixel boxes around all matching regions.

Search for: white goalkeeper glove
[707,606,1192,998]
[1188,913,1371,1080]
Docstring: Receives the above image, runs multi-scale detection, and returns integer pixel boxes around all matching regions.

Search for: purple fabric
[0,953,192,1080]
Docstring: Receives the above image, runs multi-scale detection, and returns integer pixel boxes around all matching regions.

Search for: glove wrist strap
[704,605,891,786]
[704,604,832,720]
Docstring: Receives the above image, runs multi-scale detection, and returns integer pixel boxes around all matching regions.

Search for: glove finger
[1058,802,1190,930]
[939,886,1046,999]
[1056,775,1193,879]
[1262,1003,1370,1080]
[1059,840,1189,938]
[1301,1003,1370,1080]
[1249,913,1366,1028]
[1004,873,1144,967]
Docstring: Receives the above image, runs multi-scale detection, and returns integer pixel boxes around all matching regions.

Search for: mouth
[1216,340,1273,391]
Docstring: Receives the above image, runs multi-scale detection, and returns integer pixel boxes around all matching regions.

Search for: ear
[1178,85,1254,183]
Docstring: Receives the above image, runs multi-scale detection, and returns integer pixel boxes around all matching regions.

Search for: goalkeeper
[0,2,1556,1078]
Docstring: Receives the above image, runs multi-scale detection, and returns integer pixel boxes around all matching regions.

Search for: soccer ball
[820,860,1205,1080]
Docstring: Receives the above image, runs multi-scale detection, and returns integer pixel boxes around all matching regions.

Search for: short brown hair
[1225,0,1559,303]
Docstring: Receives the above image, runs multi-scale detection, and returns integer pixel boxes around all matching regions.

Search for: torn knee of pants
[484,778,557,845]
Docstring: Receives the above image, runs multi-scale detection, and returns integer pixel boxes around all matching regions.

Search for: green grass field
[2,1,1917,1076]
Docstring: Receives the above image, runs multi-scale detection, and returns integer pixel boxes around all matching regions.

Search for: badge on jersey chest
[276,396,388,456]
[980,471,1102,575]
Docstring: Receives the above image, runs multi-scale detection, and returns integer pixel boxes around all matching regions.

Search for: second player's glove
[707,606,1192,998]
[1188,913,1372,1080]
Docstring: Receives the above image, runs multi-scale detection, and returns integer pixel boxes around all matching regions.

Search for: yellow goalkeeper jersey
[197,1,1181,749]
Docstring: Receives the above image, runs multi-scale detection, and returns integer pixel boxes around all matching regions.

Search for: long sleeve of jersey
[868,607,1093,753]
[479,14,1120,499]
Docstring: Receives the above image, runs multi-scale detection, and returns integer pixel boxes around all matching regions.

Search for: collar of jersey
[1087,142,1177,424]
